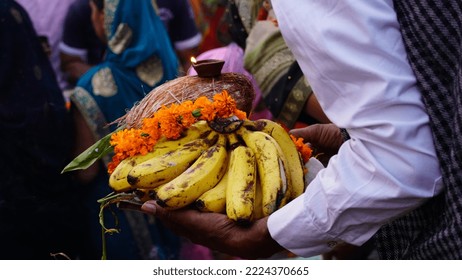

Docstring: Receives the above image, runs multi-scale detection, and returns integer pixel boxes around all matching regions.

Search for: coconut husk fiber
[116,73,256,129]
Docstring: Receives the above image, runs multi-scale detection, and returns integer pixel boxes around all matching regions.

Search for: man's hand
[290,123,344,165]
[141,201,285,259]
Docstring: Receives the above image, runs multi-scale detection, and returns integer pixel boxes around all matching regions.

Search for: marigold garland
[107,90,311,174]
[108,90,244,173]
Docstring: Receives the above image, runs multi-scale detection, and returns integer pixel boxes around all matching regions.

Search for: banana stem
[101,227,107,260]
[97,192,137,259]
[97,191,135,204]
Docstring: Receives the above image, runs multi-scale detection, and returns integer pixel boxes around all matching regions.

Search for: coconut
[116,73,256,129]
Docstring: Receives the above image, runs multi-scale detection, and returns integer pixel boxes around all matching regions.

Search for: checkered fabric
[374,0,462,259]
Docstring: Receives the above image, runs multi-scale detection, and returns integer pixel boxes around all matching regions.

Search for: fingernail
[141,202,156,214]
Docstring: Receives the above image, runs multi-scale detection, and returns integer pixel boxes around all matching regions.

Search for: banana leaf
[61,132,114,173]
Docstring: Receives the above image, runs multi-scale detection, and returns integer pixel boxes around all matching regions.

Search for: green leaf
[192,108,202,118]
[61,132,115,173]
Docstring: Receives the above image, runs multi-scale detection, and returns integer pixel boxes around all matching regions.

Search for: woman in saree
[70,0,211,259]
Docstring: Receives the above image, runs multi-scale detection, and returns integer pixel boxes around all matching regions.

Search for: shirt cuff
[267,193,340,257]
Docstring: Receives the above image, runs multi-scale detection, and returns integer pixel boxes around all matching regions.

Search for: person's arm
[304,93,330,124]
[267,0,442,257]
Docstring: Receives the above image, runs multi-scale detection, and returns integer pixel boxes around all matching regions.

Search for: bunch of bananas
[109,119,306,224]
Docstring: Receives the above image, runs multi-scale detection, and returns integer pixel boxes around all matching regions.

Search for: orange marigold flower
[213,90,236,117]
[234,109,247,120]
[179,100,194,112]
[161,122,184,139]
[176,101,197,127]
[181,114,197,127]
[290,134,312,163]
[199,105,217,121]
[142,116,162,140]
[107,160,118,174]
[193,96,215,120]
[193,96,212,109]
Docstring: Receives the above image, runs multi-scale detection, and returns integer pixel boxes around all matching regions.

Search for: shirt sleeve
[269,0,443,257]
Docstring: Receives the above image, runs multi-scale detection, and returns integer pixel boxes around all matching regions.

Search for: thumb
[141,200,184,230]
[141,200,203,230]
[141,200,189,236]
[141,200,161,216]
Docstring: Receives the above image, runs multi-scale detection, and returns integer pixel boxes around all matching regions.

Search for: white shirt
[269,0,443,257]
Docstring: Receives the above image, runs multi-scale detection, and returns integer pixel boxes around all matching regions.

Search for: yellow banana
[127,132,218,189]
[134,188,158,203]
[237,127,286,216]
[109,152,169,193]
[195,170,229,213]
[109,155,146,193]
[194,132,244,214]
[264,134,291,209]
[226,145,257,223]
[155,134,228,210]
[244,119,306,201]
[109,120,213,192]
[150,120,213,154]
[252,179,264,221]
[226,131,242,149]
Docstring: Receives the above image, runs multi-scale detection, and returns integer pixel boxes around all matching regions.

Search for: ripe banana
[195,170,229,213]
[194,132,244,214]
[252,179,264,221]
[264,134,291,209]
[155,134,228,210]
[127,131,218,189]
[109,120,213,192]
[244,119,306,201]
[134,188,158,203]
[237,127,287,216]
[226,145,257,223]
[109,154,153,193]
[226,131,242,149]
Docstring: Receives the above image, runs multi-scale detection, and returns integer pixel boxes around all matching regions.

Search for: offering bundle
[64,72,312,226]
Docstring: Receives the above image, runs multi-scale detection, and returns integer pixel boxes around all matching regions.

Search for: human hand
[141,201,285,259]
[322,240,376,260]
[290,123,344,166]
